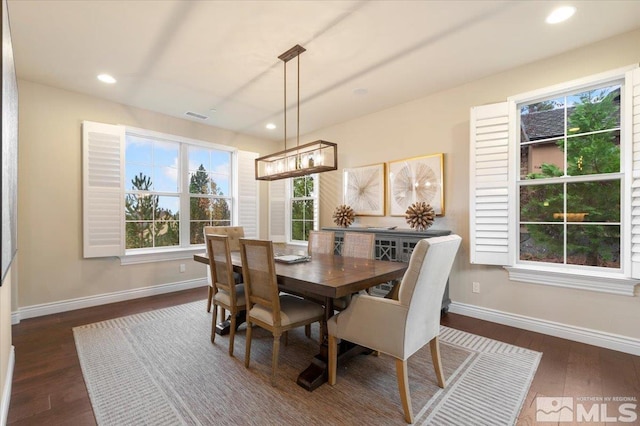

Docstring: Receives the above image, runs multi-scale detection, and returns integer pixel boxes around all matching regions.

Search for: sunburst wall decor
[388,153,444,216]
[343,163,385,216]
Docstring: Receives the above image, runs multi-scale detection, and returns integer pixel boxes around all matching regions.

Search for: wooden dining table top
[193,251,408,299]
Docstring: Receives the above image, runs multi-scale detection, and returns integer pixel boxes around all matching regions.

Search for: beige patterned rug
[73,300,541,425]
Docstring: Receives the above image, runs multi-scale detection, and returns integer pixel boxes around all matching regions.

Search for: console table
[322,227,452,311]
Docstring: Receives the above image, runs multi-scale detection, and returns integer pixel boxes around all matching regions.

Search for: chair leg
[305,324,311,338]
[228,312,236,357]
[395,358,414,424]
[211,305,217,343]
[271,334,281,387]
[207,286,213,312]
[429,336,446,388]
[244,321,252,368]
[328,334,338,385]
[283,331,288,346]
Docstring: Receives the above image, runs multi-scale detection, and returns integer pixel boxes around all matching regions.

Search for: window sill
[120,247,204,265]
[504,266,638,296]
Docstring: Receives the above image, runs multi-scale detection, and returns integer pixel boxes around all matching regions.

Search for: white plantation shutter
[269,179,287,242]
[469,102,514,266]
[82,121,125,258]
[631,68,640,278]
[237,150,259,238]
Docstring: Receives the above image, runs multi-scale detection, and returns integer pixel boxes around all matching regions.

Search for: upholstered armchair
[327,234,461,424]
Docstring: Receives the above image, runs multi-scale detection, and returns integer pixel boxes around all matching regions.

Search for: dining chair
[203,225,244,314]
[308,230,335,256]
[327,234,462,424]
[334,231,376,309]
[205,234,246,356]
[341,231,375,259]
[240,238,325,386]
[303,230,335,339]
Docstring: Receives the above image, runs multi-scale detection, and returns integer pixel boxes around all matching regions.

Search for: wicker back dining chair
[341,232,375,259]
[205,234,246,356]
[308,230,335,256]
[335,232,376,308]
[204,226,244,314]
[240,238,325,386]
[327,235,462,423]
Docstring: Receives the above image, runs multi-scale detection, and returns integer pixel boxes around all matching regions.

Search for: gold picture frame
[388,153,444,216]
[343,163,386,216]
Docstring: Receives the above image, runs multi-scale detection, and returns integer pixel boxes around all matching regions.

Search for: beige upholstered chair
[203,226,244,313]
[240,238,325,386]
[341,231,375,259]
[308,230,335,255]
[205,234,246,356]
[327,235,462,423]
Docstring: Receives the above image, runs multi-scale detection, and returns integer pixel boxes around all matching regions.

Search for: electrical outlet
[179,264,186,273]
[472,281,480,293]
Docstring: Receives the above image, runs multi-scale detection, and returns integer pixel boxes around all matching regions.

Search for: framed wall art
[388,153,444,216]
[343,163,385,216]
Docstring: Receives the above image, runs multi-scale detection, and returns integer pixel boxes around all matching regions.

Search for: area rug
[73,301,541,425]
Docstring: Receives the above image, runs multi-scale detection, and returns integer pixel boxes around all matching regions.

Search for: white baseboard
[12,278,207,323]
[1,346,14,426]
[448,301,640,356]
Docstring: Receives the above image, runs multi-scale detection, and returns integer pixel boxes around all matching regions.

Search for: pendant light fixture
[255,44,338,181]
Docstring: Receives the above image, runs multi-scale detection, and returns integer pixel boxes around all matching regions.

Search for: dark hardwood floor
[8,288,640,425]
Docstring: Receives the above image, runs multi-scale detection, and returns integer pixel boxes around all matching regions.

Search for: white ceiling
[7,1,640,142]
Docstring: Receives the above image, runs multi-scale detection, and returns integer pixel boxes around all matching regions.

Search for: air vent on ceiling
[185,111,209,120]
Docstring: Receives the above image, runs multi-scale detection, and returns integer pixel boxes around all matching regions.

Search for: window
[267,175,319,244]
[470,65,640,295]
[125,136,180,249]
[290,175,317,242]
[518,84,621,270]
[82,121,258,261]
[187,147,232,245]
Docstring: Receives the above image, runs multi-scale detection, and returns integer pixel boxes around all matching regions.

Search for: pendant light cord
[283,58,287,150]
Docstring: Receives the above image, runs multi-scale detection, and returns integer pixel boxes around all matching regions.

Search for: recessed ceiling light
[97,73,116,84]
[266,123,276,130]
[546,6,576,24]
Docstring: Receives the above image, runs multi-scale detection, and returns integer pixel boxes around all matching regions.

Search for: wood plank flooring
[7,288,640,425]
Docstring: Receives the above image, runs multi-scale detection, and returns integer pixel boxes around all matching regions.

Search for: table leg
[215,310,246,336]
[296,297,372,391]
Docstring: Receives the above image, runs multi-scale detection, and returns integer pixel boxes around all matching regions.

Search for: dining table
[193,250,408,391]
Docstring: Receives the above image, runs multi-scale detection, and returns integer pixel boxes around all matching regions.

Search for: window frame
[503,65,637,294]
[121,126,237,263]
[469,64,640,296]
[285,174,320,245]
[184,143,234,246]
[83,121,258,264]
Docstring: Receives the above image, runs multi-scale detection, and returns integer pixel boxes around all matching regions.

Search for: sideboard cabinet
[322,227,452,311]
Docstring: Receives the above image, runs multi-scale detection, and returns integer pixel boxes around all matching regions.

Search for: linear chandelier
[255,44,338,181]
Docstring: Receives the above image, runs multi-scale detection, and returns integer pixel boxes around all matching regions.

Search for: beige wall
[312,29,640,339]
[16,80,278,308]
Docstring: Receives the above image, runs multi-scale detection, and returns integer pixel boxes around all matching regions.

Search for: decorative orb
[405,202,435,231]
[333,205,355,228]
